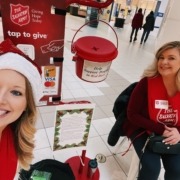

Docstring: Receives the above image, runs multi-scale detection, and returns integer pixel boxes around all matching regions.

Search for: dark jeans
[130,28,139,41]
[141,29,151,42]
[131,132,180,180]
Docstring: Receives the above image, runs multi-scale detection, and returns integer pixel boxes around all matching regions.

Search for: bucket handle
[71,19,118,53]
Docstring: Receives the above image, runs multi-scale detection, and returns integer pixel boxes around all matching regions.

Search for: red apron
[148,76,180,126]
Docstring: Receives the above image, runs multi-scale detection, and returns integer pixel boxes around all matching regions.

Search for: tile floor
[0,13,164,180]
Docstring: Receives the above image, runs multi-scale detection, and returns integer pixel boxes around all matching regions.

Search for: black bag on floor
[18,159,75,180]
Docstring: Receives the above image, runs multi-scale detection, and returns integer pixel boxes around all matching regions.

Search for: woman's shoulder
[139,76,159,84]
[139,77,148,85]
[131,77,148,96]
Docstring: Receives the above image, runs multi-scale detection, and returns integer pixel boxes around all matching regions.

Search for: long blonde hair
[142,41,180,90]
[12,78,37,170]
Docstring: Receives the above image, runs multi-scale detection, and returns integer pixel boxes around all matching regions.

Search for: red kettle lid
[73,36,118,62]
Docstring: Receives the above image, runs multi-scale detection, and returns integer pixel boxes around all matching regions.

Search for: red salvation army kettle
[71,20,118,83]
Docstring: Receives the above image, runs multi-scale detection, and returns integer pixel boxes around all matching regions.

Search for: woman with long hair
[126,41,180,180]
[0,39,43,179]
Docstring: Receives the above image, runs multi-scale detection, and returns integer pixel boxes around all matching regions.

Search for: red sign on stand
[0,0,66,106]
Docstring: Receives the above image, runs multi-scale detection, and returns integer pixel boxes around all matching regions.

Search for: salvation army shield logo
[157,106,178,126]
[10,4,30,26]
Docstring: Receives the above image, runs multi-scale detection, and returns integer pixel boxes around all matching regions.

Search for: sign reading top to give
[0,1,66,106]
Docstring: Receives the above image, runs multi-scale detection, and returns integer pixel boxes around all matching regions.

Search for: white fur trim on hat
[0,52,43,105]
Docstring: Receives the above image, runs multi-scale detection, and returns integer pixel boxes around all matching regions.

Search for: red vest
[148,76,180,126]
[0,126,18,180]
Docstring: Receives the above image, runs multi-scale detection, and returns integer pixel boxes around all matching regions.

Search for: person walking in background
[130,8,143,42]
[140,11,155,44]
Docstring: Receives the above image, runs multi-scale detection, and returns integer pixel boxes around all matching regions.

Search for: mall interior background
[74,0,179,49]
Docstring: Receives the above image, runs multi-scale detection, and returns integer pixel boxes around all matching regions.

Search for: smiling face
[0,69,27,130]
[157,48,180,78]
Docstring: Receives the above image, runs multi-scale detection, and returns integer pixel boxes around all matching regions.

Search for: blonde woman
[126,41,180,180]
[0,39,43,179]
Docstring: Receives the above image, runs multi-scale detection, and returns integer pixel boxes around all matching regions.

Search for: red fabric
[0,126,18,180]
[148,76,180,126]
[126,77,180,138]
[126,77,164,137]
[131,13,143,28]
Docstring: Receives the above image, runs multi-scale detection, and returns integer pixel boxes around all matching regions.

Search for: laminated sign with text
[53,103,95,151]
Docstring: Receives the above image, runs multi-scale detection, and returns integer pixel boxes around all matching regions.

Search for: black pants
[130,28,139,41]
[131,132,180,180]
[141,29,151,43]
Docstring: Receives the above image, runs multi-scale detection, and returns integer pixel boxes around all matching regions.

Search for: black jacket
[143,13,155,31]
[107,82,138,146]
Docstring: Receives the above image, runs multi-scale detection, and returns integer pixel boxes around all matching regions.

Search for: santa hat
[0,39,43,105]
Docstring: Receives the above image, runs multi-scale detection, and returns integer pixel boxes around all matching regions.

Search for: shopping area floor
[0,13,164,180]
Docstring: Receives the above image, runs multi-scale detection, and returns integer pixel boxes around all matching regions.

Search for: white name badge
[155,100,168,109]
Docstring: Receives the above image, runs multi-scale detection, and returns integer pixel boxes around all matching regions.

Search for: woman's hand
[162,125,180,145]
